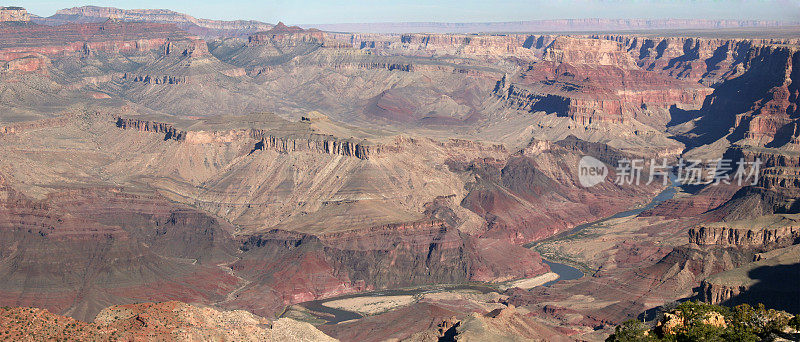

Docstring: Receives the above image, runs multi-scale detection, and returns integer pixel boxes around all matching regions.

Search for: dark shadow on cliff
[673,48,791,150]
[666,104,701,128]
[765,120,798,148]
[663,39,700,71]
[701,44,730,80]
[721,263,800,314]
[531,94,570,115]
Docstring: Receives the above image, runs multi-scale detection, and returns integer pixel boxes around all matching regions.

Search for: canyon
[0,5,798,341]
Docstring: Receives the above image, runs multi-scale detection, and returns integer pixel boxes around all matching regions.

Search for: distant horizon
[7,1,800,26]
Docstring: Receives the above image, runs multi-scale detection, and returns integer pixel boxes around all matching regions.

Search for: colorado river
[295,284,497,325]
[291,175,680,325]
[530,173,680,246]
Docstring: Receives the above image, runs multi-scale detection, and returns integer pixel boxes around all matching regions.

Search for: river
[289,176,680,324]
[295,284,498,324]
[529,173,680,246]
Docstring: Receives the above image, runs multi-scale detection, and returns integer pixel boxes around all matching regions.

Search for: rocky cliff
[698,244,800,313]
[495,36,713,127]
[0,20,189,61]
[454,136,663,244]
[0,301,338,341]
[310,18,796,34]
[226,221,549,316]
[544,37,637,68]
[0,176,241,320]
[114,117,388,160]
[246,22,348,48]
[593,35,800,85]
[36,6,273,38]
[115,117,187,141]
[0,6,29,22]
[395,33,538,58]
[688,214,800,248]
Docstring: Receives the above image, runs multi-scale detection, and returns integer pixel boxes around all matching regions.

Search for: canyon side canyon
[0,5,798,341]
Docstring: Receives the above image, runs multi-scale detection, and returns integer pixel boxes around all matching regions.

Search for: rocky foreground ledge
[0,301,336,341]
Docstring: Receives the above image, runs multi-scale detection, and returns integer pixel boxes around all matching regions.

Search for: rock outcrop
[310,18,795,34]
[225,222,549,316]
[114,117,388,159]
[689,221,800,248]
[455,136,663,244]
[496,37,713,127]
[0,177,241,320]
[672,45,799,149]
[0,20,188,61]
[246,22,351,49]
[699,244,800,313]
[0,301,338,341]
[0,6,29,22]
[594,35,800,85]
[115,117,187,141]
[36,6,273,38]
[544,37,637,68]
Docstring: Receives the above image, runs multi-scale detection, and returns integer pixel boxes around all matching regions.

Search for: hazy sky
[10,0,800,24]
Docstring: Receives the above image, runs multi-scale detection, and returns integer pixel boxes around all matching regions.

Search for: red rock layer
[114,117,401,159]
[642,183,741,219]
[455,137,662,244]
[732,47,799,146]
[699,264,800,314]
[497,37,712,125]
[41,6,273,39]
[594,35,800,85]
[0,21,188,61]
[248,22,350,48]
[225,222,549,317]
[688,224,800,247]
[0,177,241,321]
[0,6,29,22]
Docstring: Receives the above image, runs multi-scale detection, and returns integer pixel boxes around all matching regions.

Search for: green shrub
[608,301,794,341]
[606,320,655,342]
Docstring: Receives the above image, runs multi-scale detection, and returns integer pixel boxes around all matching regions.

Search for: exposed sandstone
[688,214,800,247]
[227,222,549,316]
[594,35,800,84]
[496,37,713,127]
[0,302,338,341]
[2,54,48,73]
[0,6,29,22]
[545,37,637,68]
[41,6,273,38]
[114,117,388,159]
[0,21,188,61]
[248,22,351,49]
[699,244,800,313]
[656,310,727,335]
